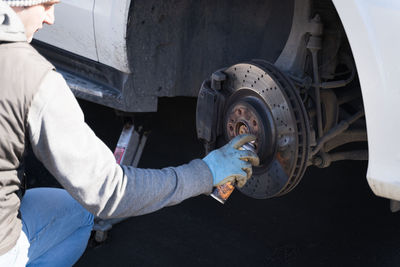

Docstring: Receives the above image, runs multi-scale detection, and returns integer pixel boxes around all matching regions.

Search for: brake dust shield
[221,61,310,198]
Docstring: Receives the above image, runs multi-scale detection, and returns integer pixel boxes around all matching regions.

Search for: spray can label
[210,181,235,204]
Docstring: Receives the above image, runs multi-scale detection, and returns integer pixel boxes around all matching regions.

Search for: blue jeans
[1,188,94,266]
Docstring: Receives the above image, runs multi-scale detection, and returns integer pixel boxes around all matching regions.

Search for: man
[0,0,259,266]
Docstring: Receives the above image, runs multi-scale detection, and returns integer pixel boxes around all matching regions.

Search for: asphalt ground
[27,98,400,266]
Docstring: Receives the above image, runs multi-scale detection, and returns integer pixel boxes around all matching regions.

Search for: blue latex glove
[203,134,260,188]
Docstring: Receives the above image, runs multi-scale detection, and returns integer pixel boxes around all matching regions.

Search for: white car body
[332,0,400,201]
[35,0,131,73]
[35,0,400,201]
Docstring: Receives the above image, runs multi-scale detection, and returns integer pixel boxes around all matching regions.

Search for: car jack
[93,120,148,242]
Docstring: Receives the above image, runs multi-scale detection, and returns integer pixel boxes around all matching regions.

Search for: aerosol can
[210,142,256,204]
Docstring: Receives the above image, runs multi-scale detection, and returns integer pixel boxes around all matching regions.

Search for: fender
[332,0,400,200]
[94,0,131,73]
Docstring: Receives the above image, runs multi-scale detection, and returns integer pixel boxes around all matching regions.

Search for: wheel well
[194,0,368,198]
[126,0,294,99]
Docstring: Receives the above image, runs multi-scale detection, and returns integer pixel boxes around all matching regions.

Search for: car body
[35,0,131,73]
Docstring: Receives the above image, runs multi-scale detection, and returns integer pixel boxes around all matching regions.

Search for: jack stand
[93,120,148,242]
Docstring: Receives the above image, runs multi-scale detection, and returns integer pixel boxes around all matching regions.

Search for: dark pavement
[47,98,400,266]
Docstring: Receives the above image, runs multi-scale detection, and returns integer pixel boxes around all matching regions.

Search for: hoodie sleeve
[27,70,213,218]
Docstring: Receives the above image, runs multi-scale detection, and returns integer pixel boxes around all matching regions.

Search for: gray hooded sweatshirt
[0,2,213,255]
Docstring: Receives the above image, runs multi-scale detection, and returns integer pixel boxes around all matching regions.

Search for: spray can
[210,142,256,204]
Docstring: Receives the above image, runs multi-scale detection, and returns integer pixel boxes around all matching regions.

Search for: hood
[0,1,26,42]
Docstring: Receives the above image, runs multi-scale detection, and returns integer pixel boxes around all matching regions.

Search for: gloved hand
[203,134,260,188]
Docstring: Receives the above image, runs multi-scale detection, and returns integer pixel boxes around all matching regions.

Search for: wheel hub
[225,95,276,166]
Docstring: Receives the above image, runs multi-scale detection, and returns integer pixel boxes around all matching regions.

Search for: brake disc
[221,61,310,198]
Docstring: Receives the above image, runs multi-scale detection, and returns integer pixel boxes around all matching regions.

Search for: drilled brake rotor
[222,61,310,198]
